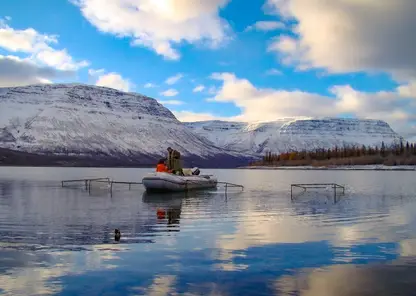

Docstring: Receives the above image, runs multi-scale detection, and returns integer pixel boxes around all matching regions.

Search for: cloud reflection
[0,250,73,295]
[275,259,416,296]
[132,275,177,296]
[0,245,129,295]
[214,191,416,270]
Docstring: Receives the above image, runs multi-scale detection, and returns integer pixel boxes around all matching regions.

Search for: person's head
[158,158,166,165]
[167,147,173,153]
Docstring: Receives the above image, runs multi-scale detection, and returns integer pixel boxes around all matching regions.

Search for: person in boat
[156,158,169,173]
[167,147,175,171]
[171,150,184,176]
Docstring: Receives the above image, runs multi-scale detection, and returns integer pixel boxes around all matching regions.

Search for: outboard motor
[191,167,200,175]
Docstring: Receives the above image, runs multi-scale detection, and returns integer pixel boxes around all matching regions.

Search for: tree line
[252,141,416,167]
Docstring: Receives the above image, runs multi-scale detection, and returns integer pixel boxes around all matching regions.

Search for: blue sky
[0,0,415,136]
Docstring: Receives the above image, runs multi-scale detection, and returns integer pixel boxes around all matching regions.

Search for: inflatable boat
[142,172,218,192]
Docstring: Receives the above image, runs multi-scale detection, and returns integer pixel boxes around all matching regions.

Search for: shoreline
[239,165,416,171]
[0,164,238,169]
[1,164,415,171]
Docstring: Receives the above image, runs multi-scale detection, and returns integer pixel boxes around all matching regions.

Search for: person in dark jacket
[167,147,174,170]
[171,150,184,175]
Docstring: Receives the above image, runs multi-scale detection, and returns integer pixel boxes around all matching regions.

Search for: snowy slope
[185,118,404,155]
[0,84,251,166]
[0,83,405,165]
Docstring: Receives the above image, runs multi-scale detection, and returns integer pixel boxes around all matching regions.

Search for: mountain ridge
[0,83,406,167]
[0,83,255,167]
[185,118,404,155]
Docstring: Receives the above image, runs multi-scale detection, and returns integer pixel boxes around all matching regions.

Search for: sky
[1,0,416,138]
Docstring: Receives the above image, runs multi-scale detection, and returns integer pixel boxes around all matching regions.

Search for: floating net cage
[291,183,346,204]
[61,178,112,193]
[61,177,244,197]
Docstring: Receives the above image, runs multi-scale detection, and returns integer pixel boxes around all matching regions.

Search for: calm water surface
[1,167,416,295]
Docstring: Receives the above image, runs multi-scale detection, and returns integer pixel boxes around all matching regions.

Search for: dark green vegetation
[252,141,416,167]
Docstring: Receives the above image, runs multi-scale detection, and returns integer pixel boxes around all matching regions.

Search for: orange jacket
[156,164,169,172]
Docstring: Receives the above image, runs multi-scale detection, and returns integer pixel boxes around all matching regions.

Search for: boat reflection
[142,192,184,232]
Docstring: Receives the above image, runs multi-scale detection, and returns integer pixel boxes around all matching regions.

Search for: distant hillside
[185,118,403,155]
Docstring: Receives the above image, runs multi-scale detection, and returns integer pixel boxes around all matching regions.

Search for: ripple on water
[1,168,416,295]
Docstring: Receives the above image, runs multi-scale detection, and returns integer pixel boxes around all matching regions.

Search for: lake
[0,167,416,295]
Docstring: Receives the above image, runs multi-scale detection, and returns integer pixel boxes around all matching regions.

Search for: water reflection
[1,169,416,295]
[0,180,198,246]
[275,258,416,296]
[142,192,183,232]
[0,180,13,198]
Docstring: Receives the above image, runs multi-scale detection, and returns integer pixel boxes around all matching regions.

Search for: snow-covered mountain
[185,119,404,155]
[0,84,253,167]
[0,83,405,167]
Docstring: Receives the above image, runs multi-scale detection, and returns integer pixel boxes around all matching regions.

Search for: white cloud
[193,85,205,93]
[210,72,336,121]
[95,72,133,92]
[73,0,232,60]
[144,82,157,88]
[208,72,416,134]
[0,20,88,73]
[245,20,285,32]
[157,100,184,106]
[165,73,183,85]
[265,68,282,75]
[88,68,136,92]
[88,68,105,77]
[265,0,416,79]
[87,68,135,92]
[398,80,416,98]
[331,85,413,121]
[160,89,179,97]
[34,48,89,71]
[0,23,57,53]
[172,110,227,122]
[0,55,74,87]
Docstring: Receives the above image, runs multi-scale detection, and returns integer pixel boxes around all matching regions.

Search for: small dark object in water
[114,229,121,241]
